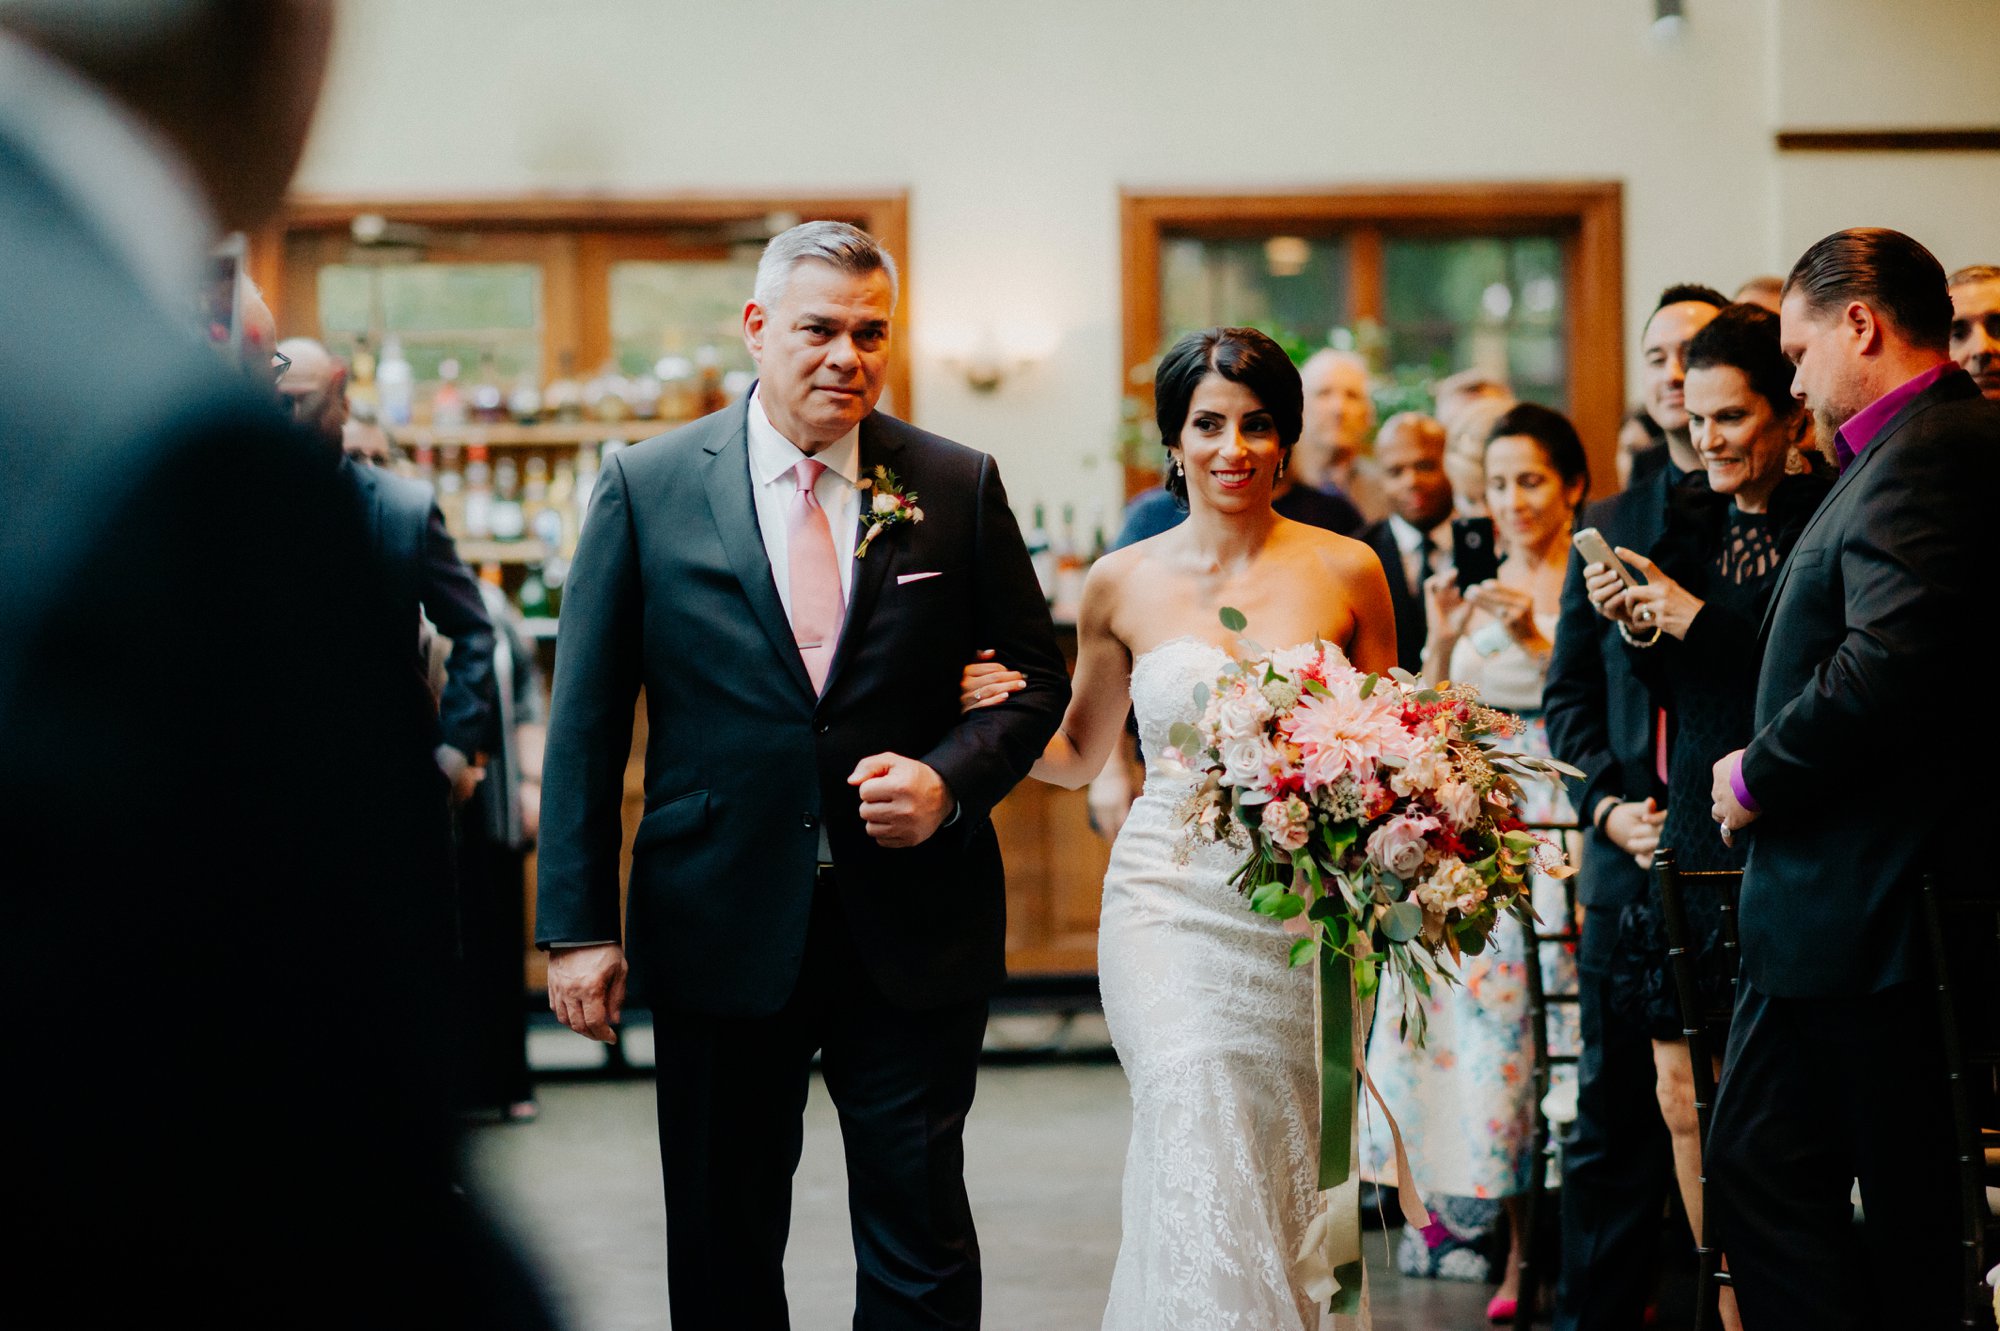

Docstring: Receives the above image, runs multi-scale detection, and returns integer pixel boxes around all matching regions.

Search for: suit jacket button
[815,722,831,735]
[802,813,819,830]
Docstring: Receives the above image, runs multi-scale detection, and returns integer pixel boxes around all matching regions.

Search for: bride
[964,327,1396,1328]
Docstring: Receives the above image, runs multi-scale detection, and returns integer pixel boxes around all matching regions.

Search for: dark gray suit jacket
[1544,460,1681,950]
[346,457,496,758]
[0,127,537,1321]
[1738,368,1998,997]
[536,399,1069,1015]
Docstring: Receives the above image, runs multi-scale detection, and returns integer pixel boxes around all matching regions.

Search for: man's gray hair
[753,220,899,311]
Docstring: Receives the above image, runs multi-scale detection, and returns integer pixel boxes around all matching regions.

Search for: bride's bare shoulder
[1280,519,1385,584]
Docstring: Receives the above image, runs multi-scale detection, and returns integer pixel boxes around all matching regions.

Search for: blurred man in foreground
[0,3,549,1323]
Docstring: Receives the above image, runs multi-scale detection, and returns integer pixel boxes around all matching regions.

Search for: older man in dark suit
[1357,411,1454,676]
[0,5,547,1324]
[538,221,1068,1330]
[1707,228,1998,1329]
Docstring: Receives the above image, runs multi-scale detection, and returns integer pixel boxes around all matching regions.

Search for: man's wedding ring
[1638,607,1655,622]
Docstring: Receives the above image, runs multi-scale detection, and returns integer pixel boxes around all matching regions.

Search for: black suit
[1541,460,1680,1331]
[538,399,1067,1328]
[349,456,497,761]
[0,131,547,1324]
[1707,369,1997,1329]
[1357,517,1436,676]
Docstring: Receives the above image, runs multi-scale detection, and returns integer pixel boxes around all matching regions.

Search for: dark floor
[466,1019,1589,1330]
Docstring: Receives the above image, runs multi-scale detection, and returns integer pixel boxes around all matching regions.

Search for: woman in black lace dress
[1581,305,1830,1326]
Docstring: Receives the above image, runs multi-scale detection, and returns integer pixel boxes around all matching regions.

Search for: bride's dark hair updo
[1155,327,1304,510]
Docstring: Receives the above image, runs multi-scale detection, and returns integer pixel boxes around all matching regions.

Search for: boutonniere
[855,465,924,557]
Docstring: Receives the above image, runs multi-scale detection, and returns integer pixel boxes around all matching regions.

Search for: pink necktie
[787,457,845,692]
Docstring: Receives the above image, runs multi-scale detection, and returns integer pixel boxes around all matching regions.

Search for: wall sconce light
[929,321,1061,393]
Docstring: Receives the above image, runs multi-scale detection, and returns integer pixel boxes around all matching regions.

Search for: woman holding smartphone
[1363,402,1586,1320]
[1581,303,1829,1331]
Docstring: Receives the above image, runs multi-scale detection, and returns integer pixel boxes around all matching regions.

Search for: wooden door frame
[259,192,914,419]
[1120,181,1624,496]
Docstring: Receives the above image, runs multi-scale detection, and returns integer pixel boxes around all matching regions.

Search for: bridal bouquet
[1171,609,1576,1302]
[1174,608,1576,1038]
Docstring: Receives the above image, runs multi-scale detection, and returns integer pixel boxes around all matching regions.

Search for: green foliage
[1288,936,1317,968]
[1218,606,1248,633]
[1381,900,1424,943]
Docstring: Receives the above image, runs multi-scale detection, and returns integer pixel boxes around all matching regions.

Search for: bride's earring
[1277,456,1288,479]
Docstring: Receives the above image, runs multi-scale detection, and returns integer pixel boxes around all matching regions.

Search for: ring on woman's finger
[1638,607,1655,622]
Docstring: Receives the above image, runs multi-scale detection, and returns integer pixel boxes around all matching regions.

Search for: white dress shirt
[0,30,215,329]
[746,386,862,614]
[1387,514,1453,594]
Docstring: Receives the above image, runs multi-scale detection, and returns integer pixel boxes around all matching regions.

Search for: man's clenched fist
[848,752,953,848]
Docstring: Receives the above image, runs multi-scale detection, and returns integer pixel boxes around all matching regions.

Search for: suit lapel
[819,413,905,699]
[700,404,815,699]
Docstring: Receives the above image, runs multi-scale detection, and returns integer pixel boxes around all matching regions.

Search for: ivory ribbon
[1291,947,1427,1314]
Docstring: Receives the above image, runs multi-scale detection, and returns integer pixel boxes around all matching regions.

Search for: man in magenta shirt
[1704,228,2000,1328]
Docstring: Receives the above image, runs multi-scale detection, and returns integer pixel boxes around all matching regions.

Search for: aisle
[466,1063,1497,1330]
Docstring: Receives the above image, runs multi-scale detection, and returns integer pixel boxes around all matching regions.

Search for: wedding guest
[1444,393,1515,517]
[1582,304,1832,1331]
[1111,438,1363,546]
[1433,365,1513,429]
[455,579,548,1121]
[1616,403,1667,490]
[1358,411,1455,675]
[1543,283,1727,1331]
[1948,263,2000,401]
[1707,228,1997,1329]
[1298,348,1388,522]
[0,5,549,1324]
[1364,402,1586,1322]
[1732,275,1784,314]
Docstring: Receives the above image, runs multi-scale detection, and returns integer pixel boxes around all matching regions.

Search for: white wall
[295,0,1994,516]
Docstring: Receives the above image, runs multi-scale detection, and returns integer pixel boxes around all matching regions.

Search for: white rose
[1389,745,1450,797]
[1214,693,1270,741]
[1220,735,1273,788]
[873,492,900,515]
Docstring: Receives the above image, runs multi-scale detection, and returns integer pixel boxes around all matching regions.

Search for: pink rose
[1259,795,1312,852]
[1366,813,1438,881]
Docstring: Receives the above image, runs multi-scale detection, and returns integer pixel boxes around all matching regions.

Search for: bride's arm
[1030,557,1135,790]
[1341,545,1401,677]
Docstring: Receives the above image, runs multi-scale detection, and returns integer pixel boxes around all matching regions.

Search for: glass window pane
[316,262,542,383]
[609,259,760,379]
[1157,233,1350,362]
[1381,235,1567,409]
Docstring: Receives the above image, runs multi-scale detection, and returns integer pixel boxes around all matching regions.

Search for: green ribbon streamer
[1318,945,1354,1192]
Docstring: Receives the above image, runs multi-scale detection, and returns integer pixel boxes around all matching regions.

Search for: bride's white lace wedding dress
[1098,636,1332,1331]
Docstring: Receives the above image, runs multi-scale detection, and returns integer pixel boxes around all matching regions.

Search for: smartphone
[1573,527,1642,587]
[1451,516,1500,591]
[202,232,248,360]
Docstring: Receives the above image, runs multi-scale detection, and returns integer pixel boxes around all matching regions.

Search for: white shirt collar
[746,385,861,490]
[0,30,217,328]
[1387,513,1450,556]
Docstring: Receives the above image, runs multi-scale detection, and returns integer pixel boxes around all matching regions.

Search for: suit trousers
[1707,978,1957,1330]
[653,869,989,1331]
[1554,909,1675,1331]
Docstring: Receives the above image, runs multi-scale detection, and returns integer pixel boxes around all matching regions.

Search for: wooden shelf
[454,538,552,565]
[396,419,690,449]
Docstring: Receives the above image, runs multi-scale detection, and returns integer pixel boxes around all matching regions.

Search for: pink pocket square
[896,571,944,585]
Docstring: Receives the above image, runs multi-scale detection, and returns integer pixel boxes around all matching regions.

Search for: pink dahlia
[1280,683,1410,791]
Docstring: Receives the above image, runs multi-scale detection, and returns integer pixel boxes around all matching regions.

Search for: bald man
[1299,348,1388,521]
[1356,412,1455,674]
[277,333,349,448]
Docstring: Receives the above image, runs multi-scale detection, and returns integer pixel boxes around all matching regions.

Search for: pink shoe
[1485,1294,1517,1323]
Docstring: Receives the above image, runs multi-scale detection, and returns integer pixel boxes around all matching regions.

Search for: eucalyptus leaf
[1167,720,1199,751]
[1191,682,1210,709]
[1358,672,1378,700]
[1414,689,1442,705]
[1303,678,1332,697]
[1381,899,1425,943]
[1288,936,1316,969]
[1387,667,1417,686]
[1219,606,1248,633]
[1237,788,1273,806]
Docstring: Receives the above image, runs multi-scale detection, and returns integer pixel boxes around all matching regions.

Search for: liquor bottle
[544,352,584,423]
[507,377,543,425]
[515,562,551,619]
[377,336,413,427]
[346,339,380,423]
[1026,502,1054,603]
[489,455,525,541]
[432,357,466,428]
[1089,504,1109,564]
[695,344,727,416]
[434,444,464,532]
[1052,503,1085,622]
[469,351,506,424]
[462,443,493,539]
[521,453,549,533]
[547,458,576,556]
[411,444,437,490]
[571,447,600,540]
